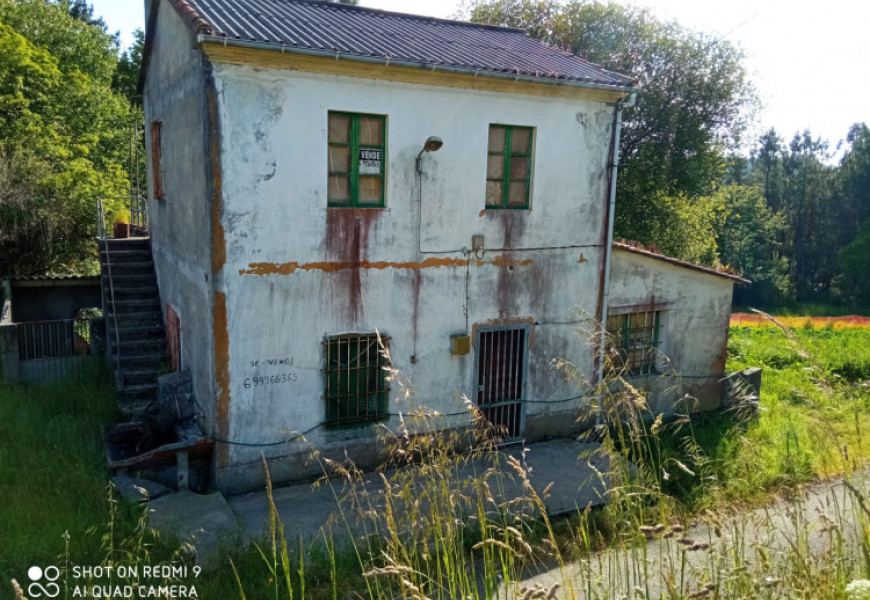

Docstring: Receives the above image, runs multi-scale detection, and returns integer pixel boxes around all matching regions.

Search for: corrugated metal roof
[170,0,636,89]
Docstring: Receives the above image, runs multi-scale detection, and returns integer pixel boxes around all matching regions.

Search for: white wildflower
[846,580,870,600]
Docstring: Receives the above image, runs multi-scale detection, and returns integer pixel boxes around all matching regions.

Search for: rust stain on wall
[325,209,379,322]
[495,211,527,318]
[206,73,226,275]
[213,291,231,467]
[239,255,529,276]
[411,269,422,355]
[479,256,534,268]
[472,316,536,347]
[577,253,588,264]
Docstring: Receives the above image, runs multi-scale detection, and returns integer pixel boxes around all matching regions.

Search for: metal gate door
[476,325,529,439]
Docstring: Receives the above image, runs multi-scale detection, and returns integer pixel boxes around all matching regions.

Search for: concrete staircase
[99,237,167,415]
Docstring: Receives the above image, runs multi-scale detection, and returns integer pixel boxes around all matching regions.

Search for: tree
[66,0,105,28]
[112,28,144,107]
[464,0,756,258]
[707,184,789,306]
[0,0,118,83]
[837,218,870,308]
[0,4,134,277]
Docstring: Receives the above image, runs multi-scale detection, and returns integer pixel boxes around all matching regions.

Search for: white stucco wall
[143,3,216,432]
[207,62,619,490]
[607,249,736,416]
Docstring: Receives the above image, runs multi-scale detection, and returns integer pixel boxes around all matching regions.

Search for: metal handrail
[96,197,123,388]
[131,194,148,232]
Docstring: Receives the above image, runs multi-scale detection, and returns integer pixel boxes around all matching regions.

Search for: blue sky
[93,0,869,155]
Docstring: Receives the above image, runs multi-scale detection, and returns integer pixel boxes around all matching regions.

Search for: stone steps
[99,237,168,415]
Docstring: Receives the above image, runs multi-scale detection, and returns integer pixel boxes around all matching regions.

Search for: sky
[94,0,868,156]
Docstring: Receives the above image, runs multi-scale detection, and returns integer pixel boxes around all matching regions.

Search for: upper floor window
[327,112,386,207]
[486,124,533,209]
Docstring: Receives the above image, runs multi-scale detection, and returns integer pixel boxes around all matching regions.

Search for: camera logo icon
[27,565,60,598]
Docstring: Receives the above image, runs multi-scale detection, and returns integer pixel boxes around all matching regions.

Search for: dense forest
[0,0,867,310]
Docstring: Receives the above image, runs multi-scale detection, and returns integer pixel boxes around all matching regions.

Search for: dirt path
[512,471,870,599]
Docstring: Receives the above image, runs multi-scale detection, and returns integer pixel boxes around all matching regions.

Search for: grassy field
[722,324,870,489]
[3,320,870,598]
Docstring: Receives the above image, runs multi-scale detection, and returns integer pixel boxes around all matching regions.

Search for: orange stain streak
[239,255,533,276]
[213,292,231,466]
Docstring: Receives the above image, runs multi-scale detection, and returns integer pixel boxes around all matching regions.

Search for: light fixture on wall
[415,136,443,173]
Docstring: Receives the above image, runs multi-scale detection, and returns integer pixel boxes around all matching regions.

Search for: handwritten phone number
[244,373,298,389]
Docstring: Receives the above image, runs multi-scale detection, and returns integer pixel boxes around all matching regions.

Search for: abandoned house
[132,0,747,493]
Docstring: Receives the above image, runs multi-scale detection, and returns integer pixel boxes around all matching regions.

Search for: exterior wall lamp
[415,136,443,173]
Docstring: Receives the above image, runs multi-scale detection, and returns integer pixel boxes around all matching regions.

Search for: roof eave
[613,243,751,284]
[196,35,639,97]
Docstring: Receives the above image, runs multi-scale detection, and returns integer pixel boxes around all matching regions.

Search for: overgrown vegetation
[216,321,870,599]
[6,321,870,599]
[0,360,122,576]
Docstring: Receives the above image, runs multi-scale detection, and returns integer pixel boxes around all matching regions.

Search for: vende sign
[359,149,382,175]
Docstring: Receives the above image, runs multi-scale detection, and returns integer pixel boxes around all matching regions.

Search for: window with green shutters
[327,112,386,207]
[486,124,534,209]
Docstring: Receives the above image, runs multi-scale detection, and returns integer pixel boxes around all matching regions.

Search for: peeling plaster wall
[143,4,215,433]
[209,64,617,492]
[607,249,735,416]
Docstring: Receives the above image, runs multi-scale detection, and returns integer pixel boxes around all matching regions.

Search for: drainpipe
[597,92,635,416]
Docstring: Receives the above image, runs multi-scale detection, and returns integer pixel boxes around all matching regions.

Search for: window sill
[326,206,391,214]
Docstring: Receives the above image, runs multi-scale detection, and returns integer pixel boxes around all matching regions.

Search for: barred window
[323,334,390,426]
[606,311,662,375]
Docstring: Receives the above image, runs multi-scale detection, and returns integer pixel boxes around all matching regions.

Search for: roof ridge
[249,0,527,34]
[153,0,637,90]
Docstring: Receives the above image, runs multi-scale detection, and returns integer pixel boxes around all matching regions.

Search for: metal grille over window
[328,112,386,207]
[476,327,528,438]
[486,124,533,209]
[322,334,390,425]
[606,311,661,375]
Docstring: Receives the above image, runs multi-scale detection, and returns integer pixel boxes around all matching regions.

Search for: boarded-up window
[166,304,181,372]
[486,124,533,209]
[322,333,389,425]
[150,121,164,201]
[605,311,661,375]
[327,112,386,207]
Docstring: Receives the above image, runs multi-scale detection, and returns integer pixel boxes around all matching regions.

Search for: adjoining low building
[132,0,745,493]
[607,242,750,416]
[0,275,105,383]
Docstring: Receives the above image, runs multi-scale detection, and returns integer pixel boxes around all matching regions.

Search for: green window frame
[322,333,390,426]
[486,124,534,209]
[327,112,386,207]
[605,311,662,375]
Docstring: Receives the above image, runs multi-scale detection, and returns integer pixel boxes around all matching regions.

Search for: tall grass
[227,320,870,599]
[0,360,122,579]
[6,322,870,599]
